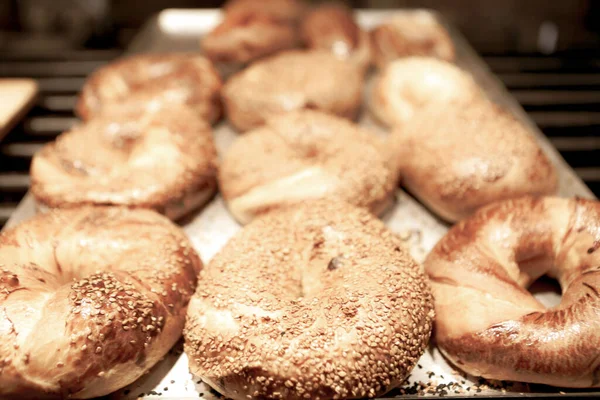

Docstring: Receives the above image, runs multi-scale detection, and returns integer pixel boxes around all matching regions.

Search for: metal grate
[0,50,120,227]
[487,51,600,198]
[0,50,599,228]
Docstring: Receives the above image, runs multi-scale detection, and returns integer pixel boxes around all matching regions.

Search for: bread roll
[223,50,364,132]
[393,101,558,221]
[425,196,600,387]
[185,200,433,399]
[0,207,202,398]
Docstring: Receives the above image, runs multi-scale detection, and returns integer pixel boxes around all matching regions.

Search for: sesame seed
[183,201,433,400]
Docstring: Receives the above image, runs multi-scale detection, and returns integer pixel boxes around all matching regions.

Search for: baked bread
[301,2,371,70]
[76,53,222,124]
[392,101,558,222]
[222,50,365,132]
[371,11,454,69]
[425,196,600,387]
[219,110,398,223]
[0,206,202,398]
[202,0,306,64]
[31,105,218,220]
[224,0,306,23]
[370,57,482,128]
[185,200,433,399]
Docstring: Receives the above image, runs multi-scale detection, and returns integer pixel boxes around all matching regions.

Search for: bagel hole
[527,276,562,308]
[516,252,562,308]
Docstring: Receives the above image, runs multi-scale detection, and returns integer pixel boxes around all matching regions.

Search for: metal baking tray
[5,8,598,400]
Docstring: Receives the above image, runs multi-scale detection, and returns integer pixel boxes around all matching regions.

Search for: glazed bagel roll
[301,2,371,70]
[77,53,222,124]
[393,101,557,222]
[185,200,434,400]
[0,206,202,399]
[31,105,218,220]
[370,57,483,128]
[222,50,364,132]
[370,11,455,69]
[425,196,600,387]
[219,110,398,224]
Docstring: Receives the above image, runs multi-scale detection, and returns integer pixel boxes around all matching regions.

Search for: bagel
[300,2,371,70]
[425,196,600,387]
[370,12,455,69]
[370,57,483,128]
[184,200,434,400]
[219,110,398,224]
[224,0,307,23]
[202,13,299,65]
[222,50,365,132]
[31,106,218,220]
[392,101,557,222]
[0,206,202,398]
[76,54,222,124]
[202,0,306,64]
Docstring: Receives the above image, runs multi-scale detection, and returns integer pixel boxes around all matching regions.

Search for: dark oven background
[0,0,599,227]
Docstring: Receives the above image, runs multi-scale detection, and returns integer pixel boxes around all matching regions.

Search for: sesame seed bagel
[301,3,372,70]
[370,11,455,69]
[76,54,222,124]
[222,50,365,132]
[219,110,398,224]
[392,101,558,222]
[425,196,600,387]
[184,200,434,400]
[0,207,202,399]
[30,106,218,221]
[369,57,483,128]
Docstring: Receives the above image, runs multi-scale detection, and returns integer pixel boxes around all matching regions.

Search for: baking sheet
[6,8,598,399]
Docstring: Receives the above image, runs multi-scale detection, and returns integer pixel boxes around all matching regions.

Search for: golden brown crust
[0,207,202,398]
[224,0,307,23]
[219,110,399,224]
[222,50,365,132]
[370,11,454,69]
[202,13,299,64]
[300,3,371,70]
[393,101,557,221]
[370,57,483,128]
[184,200,434,399]
[30,106,218,220]
[202,0,306,64]
[425,196,600,387]
[76,54,222,124]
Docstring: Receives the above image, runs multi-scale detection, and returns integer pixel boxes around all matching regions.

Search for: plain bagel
[301,2,372,70]
[222,50,365,132]
[425,196,600,387]
[369,57,483,128]
[184,200,434,400]
[31,105,218,220]
[218,110,398,224]
[223,0,307,23]
[370,11,455,69]
[392,101,558,222]
[0,206,202,398]
[202,1,303,65]
[76,53,223,124]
